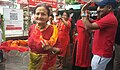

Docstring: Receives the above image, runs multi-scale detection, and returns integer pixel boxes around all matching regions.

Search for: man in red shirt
[81,0,118,70]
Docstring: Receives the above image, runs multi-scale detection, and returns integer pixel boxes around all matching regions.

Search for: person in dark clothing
[114,7,120,70]
[69,8,76,44]
[0,15,4,63]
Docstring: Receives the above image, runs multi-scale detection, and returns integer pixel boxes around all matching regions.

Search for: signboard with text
[3,8,24,37]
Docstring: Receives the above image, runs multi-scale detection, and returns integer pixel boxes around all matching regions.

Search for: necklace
[35,24,49,31]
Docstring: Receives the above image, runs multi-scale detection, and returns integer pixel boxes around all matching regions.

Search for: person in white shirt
[0,26,3,63]
[0,16,5,63]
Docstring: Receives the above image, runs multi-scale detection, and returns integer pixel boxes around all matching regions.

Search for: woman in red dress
[56,11,71,70]
[27,4,63,70]
[72,19,91,70]
[0,3,62,70]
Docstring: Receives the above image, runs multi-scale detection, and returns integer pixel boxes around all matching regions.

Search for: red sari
[58,20,71,57]
[28,24,61,70]
[73,20,91,67]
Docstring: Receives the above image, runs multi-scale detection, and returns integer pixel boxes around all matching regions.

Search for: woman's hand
[51,47,60,54]
[81,0,94,17]
[43,45,52,51]
[41,40,60,54]
[41,40,52,51]
[81,0,94,12]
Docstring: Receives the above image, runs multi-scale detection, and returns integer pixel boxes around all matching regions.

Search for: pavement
[0,51,29,70]
[0,51,71,70]
[0,50,114,70]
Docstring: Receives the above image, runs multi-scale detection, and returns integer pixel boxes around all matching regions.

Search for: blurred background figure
[56,11,71,70]
[72,10,92,70]
[47,14,55,25]
[0,15,6,63]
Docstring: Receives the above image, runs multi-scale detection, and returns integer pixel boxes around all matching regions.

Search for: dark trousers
[114,44,120,70]
[0,50,3,61]
[72,66,88,70]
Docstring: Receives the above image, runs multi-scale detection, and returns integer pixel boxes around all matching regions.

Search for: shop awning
[0,1,13,6]
[17,0,64,8]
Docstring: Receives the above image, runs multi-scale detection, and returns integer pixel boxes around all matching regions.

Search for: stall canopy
[0,1,13,6]
[76,0,95,6]
[17,0,64,8]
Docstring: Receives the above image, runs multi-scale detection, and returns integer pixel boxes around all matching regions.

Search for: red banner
[17,0,28,4]
[76,0,95,6]
[17,0,58,8]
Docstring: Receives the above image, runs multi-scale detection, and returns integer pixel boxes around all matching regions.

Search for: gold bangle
[42,45,44,48]
[51,47,55,54]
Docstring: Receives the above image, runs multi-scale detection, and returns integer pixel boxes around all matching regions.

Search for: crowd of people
[0,0,120,70]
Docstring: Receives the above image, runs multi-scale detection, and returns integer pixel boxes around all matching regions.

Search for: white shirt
[0,29,2,43]
[70,13,74,18]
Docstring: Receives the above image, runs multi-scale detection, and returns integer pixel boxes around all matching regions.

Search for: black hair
[50,14,54,19]
[69,8,74,11]
[48,5,52,8]
[34,3,50,16]
[63,11,70,18]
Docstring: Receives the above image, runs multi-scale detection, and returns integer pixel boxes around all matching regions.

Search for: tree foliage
[65,0,76,4]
